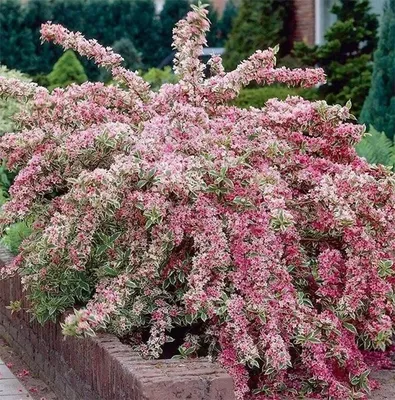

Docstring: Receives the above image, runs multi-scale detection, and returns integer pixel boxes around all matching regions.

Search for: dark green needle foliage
[361,0,395,140]
[223,0,294,71]
[294,0,379,117]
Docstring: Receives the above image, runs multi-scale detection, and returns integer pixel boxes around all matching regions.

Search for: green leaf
[108,232,122,244]
[104,266,118,277]
[183,346,195,356]
[126,280,138,289]
[147,168,156,179]
[185,314,195,325]
[200,312,208,322]
[343,322,358,335]
[137,179,148,188]
[356,127,394,168]
[79,281,91,294]
[247,359,260,369]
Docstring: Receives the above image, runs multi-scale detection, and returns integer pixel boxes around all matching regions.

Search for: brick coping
[0,246,235,400]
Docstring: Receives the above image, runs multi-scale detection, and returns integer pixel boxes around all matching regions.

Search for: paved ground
[370,369,395,399]
[0,358,32,399]
[0,338,57,400]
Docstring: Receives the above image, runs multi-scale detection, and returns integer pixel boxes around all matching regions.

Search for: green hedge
[0,0,236,80]
[0,0,161,79]
[232,86,318,109]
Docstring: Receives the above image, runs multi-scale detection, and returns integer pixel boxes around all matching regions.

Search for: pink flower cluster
[1,5,394,400]
[41,23,150,100]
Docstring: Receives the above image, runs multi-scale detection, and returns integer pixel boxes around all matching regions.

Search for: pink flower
[0,4,394,400]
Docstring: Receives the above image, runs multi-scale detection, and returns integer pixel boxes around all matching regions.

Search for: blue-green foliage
[361,0,395,140]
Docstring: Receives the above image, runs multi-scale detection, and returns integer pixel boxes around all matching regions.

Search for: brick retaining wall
[0,247,235,400]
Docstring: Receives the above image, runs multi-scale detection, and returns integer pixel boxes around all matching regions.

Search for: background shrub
[294,0,378,116]
[216,0,238,46]
[0,66,29,196]
[0,221,32,255]
[223,0,294,71]
[0,0,161,79]
[232,86,318,108]
[360,0,395,141]
[0,0,238,80]
[0,66,31,135]
[48,50,88,90]
[111,38,143,72]
[142,66,178,91]
[0,66,33,253]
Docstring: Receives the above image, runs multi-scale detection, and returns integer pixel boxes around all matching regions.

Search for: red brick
[294,0,316,45]
[0,247,235,400]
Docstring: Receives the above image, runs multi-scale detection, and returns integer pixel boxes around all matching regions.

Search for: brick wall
[212,0,227,15]
[211,0,317,45]
[294,0,316,45]
[0,247,235,400]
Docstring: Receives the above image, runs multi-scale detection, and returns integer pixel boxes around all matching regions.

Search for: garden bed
[0,246,235,400]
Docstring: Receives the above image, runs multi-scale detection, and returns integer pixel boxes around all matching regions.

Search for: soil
[0,336,58,400]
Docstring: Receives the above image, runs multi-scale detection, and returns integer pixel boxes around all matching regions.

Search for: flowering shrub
[0,5,394,399]
[0,66,31,136]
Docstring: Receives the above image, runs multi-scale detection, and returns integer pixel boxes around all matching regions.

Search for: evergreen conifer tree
[113,38,143,71]
[159,0,191,62]
[0,0,37,73]
[217,0,238,45]
[99,38,143,82]
[223,0,293,71]
[1,0,160,79]
[361,0,395,140]
[294,0,378,117]
[47,50,88,90]
[24,0,56,74]
[205,3,221,47]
